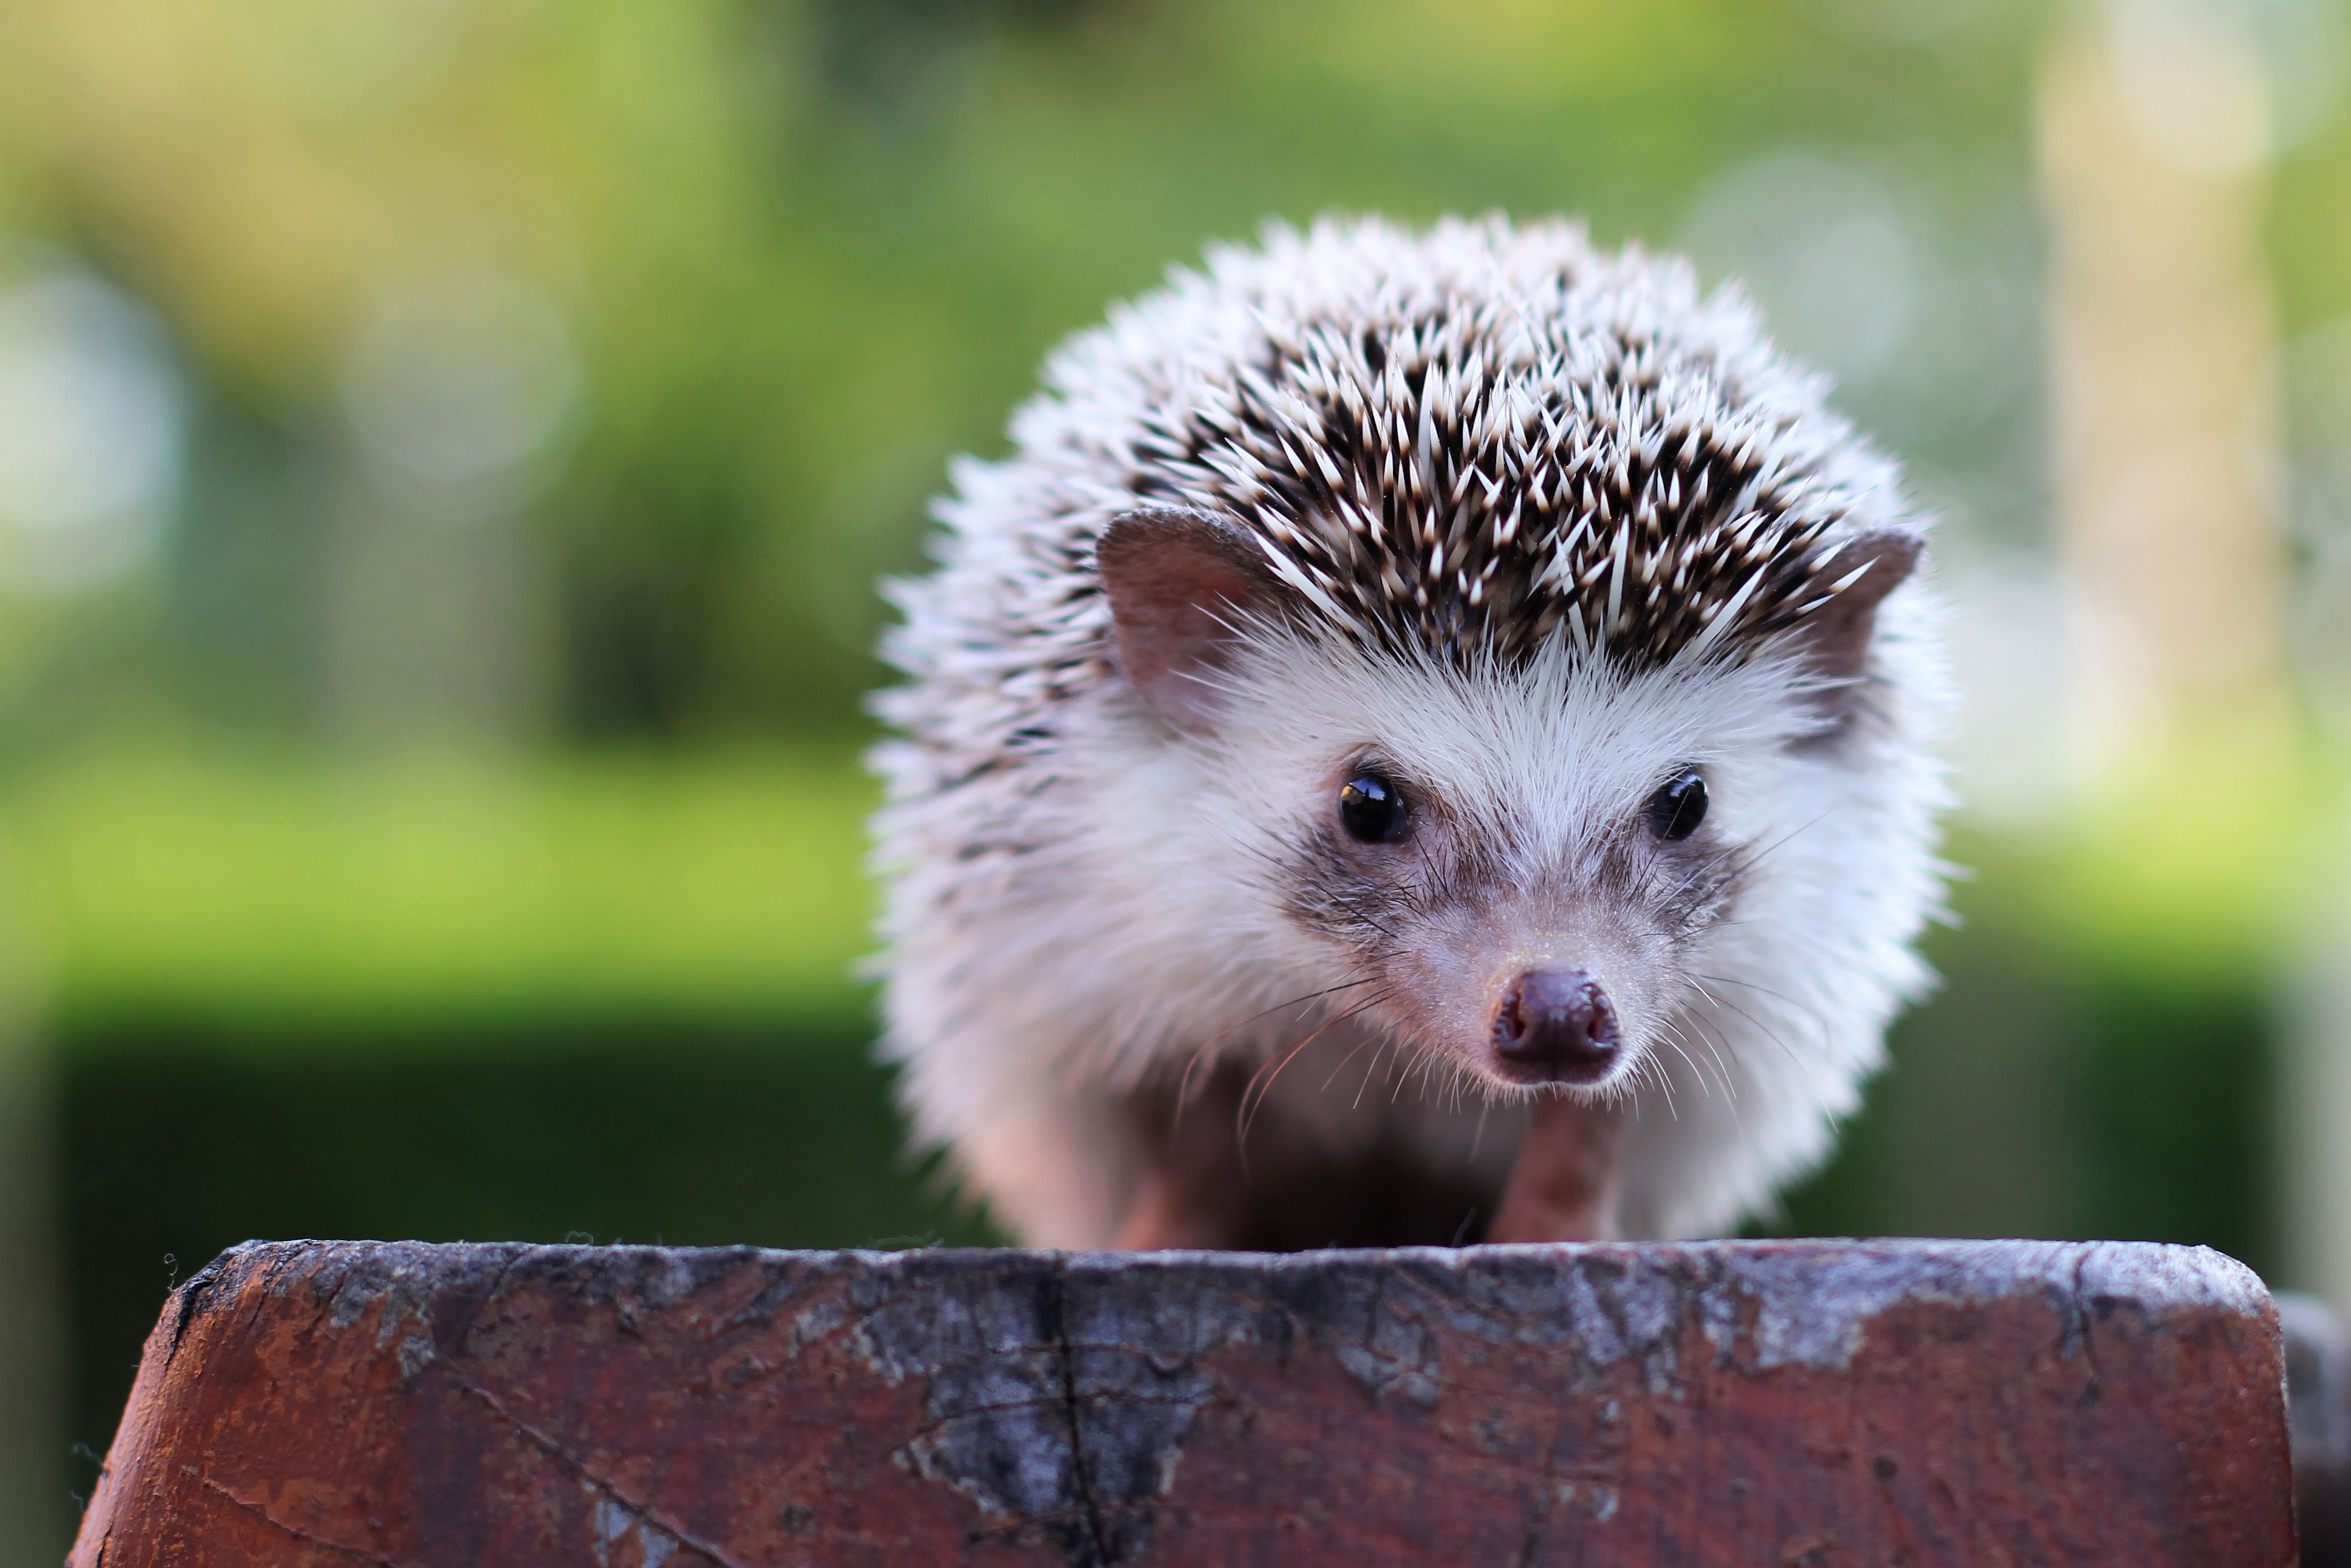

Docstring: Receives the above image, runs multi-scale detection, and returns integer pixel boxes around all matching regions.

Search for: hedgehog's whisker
[1239,991,1391,1142]
[1689,979,1827,1104]
[1692,972,1835,1044]
[1678,1006,1748,1111]
[1720,809,1836,883]
[1651,1055,1681,1119]
[1649,1031,1707,1120]
[1171,976,1381,1130]
[1317,1019,1391,1095]
[1660,1016,1737,1106]
[1353,1034,1396,1110]
[1395,1036,1450,1105]
[1668,808,1836,931]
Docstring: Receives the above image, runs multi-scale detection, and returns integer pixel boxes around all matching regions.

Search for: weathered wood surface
[73,1239,2292,1567]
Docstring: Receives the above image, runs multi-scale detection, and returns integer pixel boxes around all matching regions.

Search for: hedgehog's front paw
[1487,1096,1629,1244]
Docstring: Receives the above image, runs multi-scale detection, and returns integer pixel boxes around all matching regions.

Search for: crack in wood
[454,1381,752,1568]
[197,1476,417,1568]
[2070,1248,2105,1406]
[1048,1258,1122,1568]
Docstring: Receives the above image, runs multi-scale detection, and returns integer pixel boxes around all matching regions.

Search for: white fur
[870,216,1951,1245]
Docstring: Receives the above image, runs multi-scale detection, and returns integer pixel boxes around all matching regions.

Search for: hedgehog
[868,215,1948,1250]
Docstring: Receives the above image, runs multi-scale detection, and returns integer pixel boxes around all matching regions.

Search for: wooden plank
[71,1239,2293,1567]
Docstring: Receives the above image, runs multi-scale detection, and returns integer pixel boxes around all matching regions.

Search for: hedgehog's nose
[1492,969,1620,1087]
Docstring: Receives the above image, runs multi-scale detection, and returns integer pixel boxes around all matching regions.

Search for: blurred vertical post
[2043,1,2351,1306]
[2294,909,2351,1316]
[2037,0,2287,736]
[0,963,62,1560]
[327,265,576,751]
[0,265,179,1556]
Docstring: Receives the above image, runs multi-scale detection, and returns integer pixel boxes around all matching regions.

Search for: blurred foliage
[7,748,875,1024]
[0,0,2066,740]
[8,737,2337,1031]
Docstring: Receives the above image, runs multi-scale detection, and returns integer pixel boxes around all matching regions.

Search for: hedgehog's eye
[1338,770,1407,844]
[1645,770,1708,841]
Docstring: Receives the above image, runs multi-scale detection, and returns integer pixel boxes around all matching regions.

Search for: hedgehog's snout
[1491,968,1621,1088]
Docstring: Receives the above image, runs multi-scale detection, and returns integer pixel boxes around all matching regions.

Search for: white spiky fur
[870,215,1950,1246]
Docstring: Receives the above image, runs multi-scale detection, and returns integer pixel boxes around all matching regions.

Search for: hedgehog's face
[1096,506,1918,1104]
[1309,751,1717,1092]
[1205,636,1822,1102]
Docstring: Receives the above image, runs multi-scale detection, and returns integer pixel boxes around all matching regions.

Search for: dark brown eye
[1338,771,1407,843]
[1646,770,1708,841]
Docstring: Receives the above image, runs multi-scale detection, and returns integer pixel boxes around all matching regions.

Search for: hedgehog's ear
[1792,531,1919,725]
[1097,507,1292,734]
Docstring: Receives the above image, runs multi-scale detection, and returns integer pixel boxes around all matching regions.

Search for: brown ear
[1096,508,1291,734]
[1794,531,1919,724]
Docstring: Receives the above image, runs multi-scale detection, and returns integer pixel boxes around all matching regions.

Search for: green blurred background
[3,0,2350,1554]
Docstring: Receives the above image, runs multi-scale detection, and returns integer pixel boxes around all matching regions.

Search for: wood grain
[71,1239,2294,1567]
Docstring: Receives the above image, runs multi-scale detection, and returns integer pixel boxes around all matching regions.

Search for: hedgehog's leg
[1114,1174,1247,1251]
[1487,1097,1629,1243]
[1114,1058,1509,1250]
[1112,1066,1256,1250]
